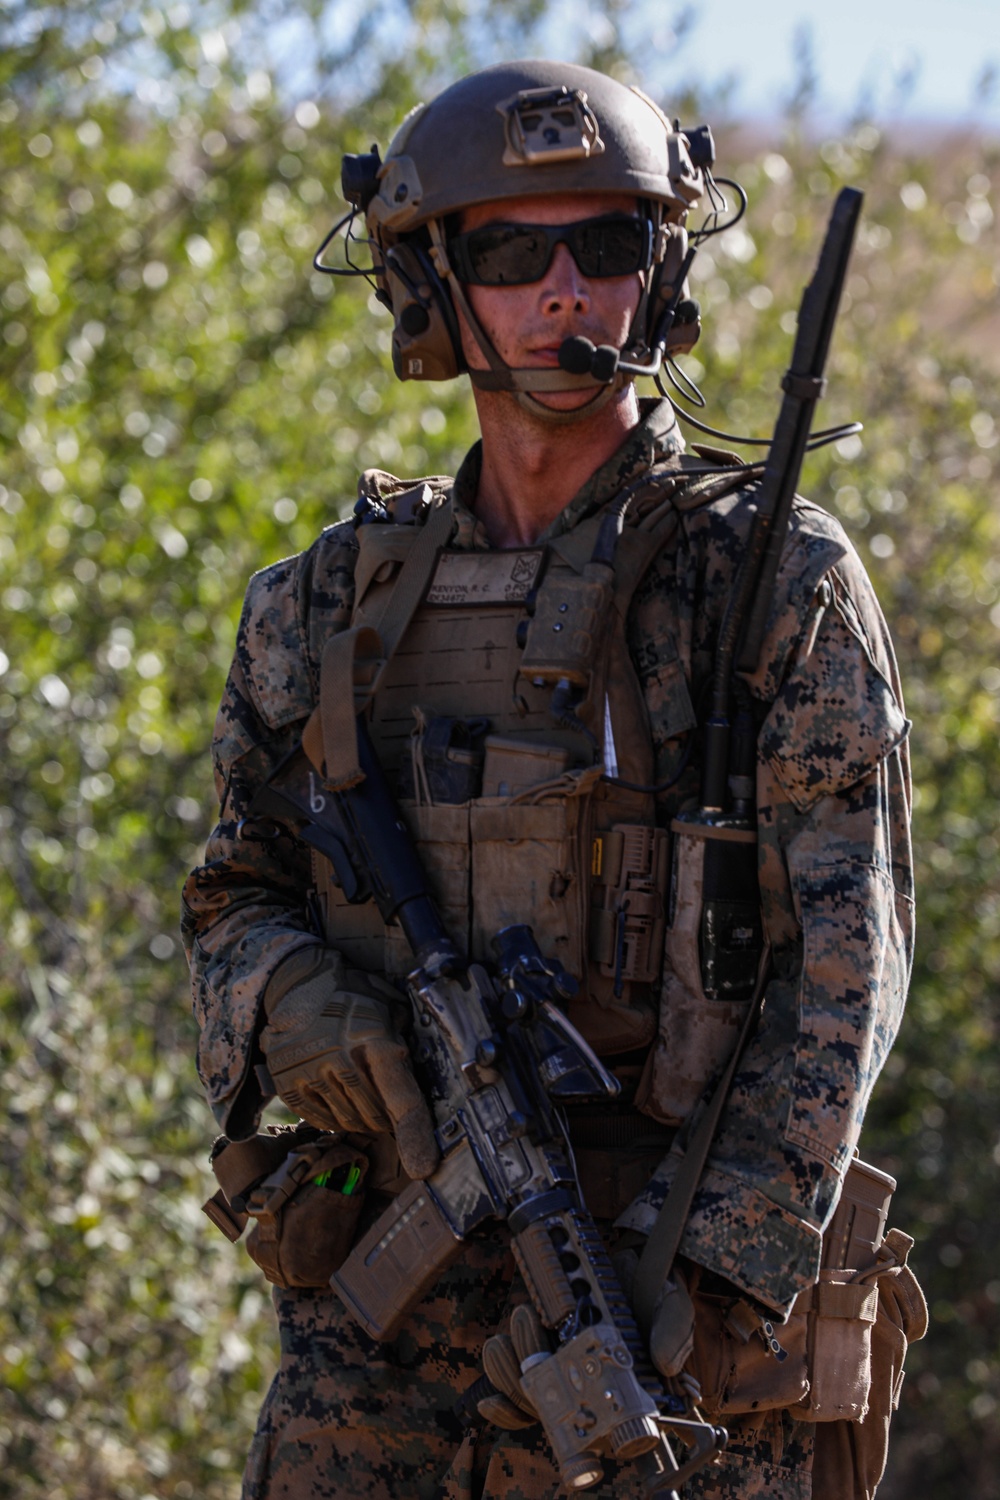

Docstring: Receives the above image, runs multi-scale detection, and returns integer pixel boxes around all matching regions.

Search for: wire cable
[656,366,862,453]
[691,173,748,244]
[313,208,379,290]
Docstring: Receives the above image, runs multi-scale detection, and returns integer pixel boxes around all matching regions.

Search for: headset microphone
[557,278,703,386]
[557,336,664,384]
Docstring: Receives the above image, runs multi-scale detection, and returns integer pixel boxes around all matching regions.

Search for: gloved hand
[474,1259,699,1438]
[260,944,439,1180]
[475,1304,549,1430]
[611,1233,701,1403]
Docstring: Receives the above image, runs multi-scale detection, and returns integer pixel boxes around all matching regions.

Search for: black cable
[313,208,378,289]
[656,367,862,453]
[664,358,707,409]
[601,728,696,796]
[692,174,748,243]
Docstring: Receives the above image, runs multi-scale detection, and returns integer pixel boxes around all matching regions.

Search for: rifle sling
[631,957,768,1336]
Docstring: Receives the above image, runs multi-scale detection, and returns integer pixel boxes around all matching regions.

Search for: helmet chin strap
[428,221,636,423]
[514,382,621,423]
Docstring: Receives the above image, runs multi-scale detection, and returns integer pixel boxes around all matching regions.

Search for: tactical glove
[474,1261,700,1438]
[475,1304,549,1430]
[612,1234,701,1402]
[260,944,439,1180]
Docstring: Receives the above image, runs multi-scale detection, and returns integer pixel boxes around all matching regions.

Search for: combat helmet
[325,60,714,413]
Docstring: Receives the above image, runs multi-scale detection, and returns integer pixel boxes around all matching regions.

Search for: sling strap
[306,495,455,788]
[631,957,769,1336]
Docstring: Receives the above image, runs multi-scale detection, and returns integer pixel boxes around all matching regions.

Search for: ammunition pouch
[203,1123,368,1289]
[684,1158,927,1497]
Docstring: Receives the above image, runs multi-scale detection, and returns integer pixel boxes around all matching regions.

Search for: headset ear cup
[384,240,464,382]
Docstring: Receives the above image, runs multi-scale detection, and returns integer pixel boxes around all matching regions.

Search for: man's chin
[526,385,612,416]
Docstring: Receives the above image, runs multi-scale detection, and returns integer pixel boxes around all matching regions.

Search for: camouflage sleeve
[180,529,357,1137]
[619,553,914,1317]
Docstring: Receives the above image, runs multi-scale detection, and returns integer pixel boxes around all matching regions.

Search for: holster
[203,1123,368,1289]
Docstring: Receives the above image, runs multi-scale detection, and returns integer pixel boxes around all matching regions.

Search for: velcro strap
[881,1227,914,1266]
[363,493,455,654]
[313,625,385,790]
[247,1148,317,1221]
[814,1281,879,1322]
[781,371,827,400]
[211,1134,291,1202]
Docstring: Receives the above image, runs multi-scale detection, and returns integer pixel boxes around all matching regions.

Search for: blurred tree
[0,3,519,1496]
[0,3,998,1496]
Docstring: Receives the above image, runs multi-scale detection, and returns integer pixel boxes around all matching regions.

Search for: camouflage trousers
[242,1226,814,1500]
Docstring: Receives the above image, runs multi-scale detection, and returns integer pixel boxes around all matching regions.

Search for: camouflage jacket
[182,399,913,1316]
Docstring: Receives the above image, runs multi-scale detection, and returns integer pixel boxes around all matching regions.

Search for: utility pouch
[637,812,764,1126]
[398,713,489,804]
[686,1157,927,1450]
[203,1124,368,1289]
[590,824,670,990]
[689,1282,811,1416]
[480,735,571,799]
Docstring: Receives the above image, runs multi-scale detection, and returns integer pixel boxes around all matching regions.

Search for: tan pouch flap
[814,1280,879,1323]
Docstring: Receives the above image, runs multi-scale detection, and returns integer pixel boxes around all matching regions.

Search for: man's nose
[540,242,590,314]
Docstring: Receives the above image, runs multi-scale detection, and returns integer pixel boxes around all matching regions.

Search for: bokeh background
[1,2,998,1495]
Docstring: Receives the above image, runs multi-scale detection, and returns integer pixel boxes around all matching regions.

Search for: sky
[636,0,999,124]
[538,0,1000,127]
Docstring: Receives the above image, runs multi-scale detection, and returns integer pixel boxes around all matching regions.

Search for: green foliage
[1,5,999,1495]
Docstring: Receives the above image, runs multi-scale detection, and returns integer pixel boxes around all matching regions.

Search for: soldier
[183,59,917,1499]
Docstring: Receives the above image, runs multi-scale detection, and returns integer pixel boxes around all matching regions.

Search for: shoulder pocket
[760,603,909,813]
[238,556,313,732]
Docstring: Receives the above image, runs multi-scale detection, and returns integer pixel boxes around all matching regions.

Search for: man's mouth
[529,346,564,366]
[526,337,603,367]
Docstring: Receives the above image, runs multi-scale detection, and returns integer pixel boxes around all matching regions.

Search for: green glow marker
[314,1164,362,1195]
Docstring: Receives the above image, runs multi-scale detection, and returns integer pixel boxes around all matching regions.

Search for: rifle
[251,718,725,1496]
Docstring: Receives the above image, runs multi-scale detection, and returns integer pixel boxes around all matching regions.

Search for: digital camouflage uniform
[183,399,913,1498]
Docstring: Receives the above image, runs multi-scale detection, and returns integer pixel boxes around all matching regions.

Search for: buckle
[498,86,605,167]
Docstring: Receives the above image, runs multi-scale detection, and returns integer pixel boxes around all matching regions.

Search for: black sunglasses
[447,215,655,286]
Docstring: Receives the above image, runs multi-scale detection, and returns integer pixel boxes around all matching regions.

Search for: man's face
[454,192,646,413]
